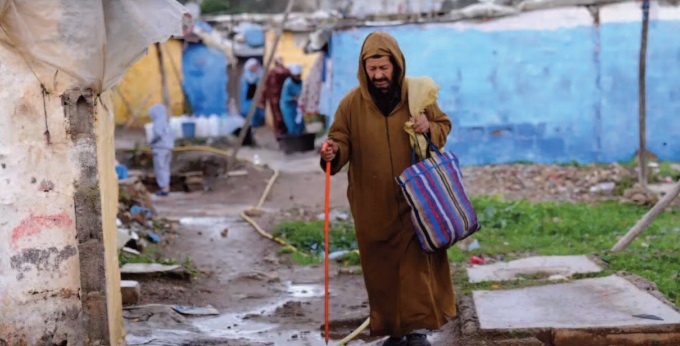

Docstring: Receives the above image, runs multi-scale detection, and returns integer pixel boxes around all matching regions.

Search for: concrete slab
[473,275,680,330]
[467,255,602,283]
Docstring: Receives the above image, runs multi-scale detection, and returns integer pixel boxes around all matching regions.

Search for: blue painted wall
[182,43,228,116]
[325,21,680,165]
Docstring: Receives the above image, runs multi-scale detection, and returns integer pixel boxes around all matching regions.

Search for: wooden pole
[155,42,172,114]
[638,0,650,186]
[612,180,680,252]
[231,0,296,161]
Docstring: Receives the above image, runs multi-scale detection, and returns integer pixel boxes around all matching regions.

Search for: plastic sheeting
[182,42,228,116]
[0,0,190,93]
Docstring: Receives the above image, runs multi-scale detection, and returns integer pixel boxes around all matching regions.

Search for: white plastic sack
[0,0,190,93]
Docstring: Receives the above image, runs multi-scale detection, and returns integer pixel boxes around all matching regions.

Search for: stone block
[121,280,141,305]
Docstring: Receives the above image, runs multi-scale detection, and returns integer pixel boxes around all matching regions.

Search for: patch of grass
[453,196,680,306]
[273,198,680,307]
[273,220,358,264]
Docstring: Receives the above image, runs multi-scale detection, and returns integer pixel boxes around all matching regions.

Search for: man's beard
[371,77,391,93]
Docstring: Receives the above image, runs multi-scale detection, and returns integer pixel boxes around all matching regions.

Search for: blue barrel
[182,122,196,139]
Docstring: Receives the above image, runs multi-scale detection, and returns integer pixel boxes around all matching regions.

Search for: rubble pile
[461,163,677,204]
[117,177,176,261]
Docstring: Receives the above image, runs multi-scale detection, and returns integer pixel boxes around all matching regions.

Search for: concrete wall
[0,39,123,345]
[325,1,680,165]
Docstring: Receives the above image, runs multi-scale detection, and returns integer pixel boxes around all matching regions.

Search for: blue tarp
[182,42,227,116]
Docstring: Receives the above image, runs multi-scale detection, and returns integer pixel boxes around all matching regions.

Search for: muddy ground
[121,126,397,345]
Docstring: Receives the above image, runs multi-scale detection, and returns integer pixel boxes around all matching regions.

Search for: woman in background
[239,58,265,146]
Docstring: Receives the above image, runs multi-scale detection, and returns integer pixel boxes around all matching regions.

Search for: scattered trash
[122,247,141,256]
[147,232,161,243]
[172,305,220,316]
[470,256,485,265]
[220,228,229,237]
[468,239,481,251]
[118,228,133,250]
[329,250,350,260]
[116,218,123,227]
[130,206,153,219]
[491,285,500,290]
[120,263,183,274]
[316,210,350,221]
[253,154,262,166]
[116,164,129,180]
[632,314,664,321]
[589,182,615,193]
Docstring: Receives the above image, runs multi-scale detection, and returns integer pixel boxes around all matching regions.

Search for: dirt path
[124,152,390,345]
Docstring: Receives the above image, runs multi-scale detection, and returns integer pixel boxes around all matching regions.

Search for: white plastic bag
[0,0,190,93]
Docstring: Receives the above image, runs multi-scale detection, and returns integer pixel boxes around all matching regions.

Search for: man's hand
[321,139,339,162]
[412,114,430,134]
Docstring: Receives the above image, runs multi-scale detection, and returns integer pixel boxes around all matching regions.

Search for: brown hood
[357,31,407,103]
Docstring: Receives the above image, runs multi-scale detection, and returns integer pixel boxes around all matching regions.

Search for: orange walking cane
[322,142,331,344]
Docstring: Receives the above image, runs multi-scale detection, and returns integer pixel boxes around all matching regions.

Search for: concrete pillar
[0,41,123,345]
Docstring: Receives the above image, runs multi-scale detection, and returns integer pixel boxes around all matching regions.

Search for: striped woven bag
[396,136,481,253]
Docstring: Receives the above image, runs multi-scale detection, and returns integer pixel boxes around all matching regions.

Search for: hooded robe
[322,32,456,337]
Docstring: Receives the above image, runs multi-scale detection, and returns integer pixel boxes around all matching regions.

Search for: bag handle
[412,133,443,164]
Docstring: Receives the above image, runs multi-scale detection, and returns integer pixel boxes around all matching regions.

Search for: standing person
[259,56,291,136]
[280,63,304,135]
[319,32,454,346]
[239,58,264,146]
[149,104,175,197]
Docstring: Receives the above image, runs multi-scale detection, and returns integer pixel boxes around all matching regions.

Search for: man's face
[365,56,394,93]
[292,74,302,82]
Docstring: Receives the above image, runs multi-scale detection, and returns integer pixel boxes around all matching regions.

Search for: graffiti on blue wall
[326,21,680,165]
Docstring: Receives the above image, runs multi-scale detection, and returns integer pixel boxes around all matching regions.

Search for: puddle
[286,282,325,298]
[194,313,277,336]
[179,216,239,226]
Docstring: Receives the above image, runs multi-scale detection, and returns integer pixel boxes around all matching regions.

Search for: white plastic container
[208,114,221,138]
[220,114,245,136]
[195,116,210,138]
